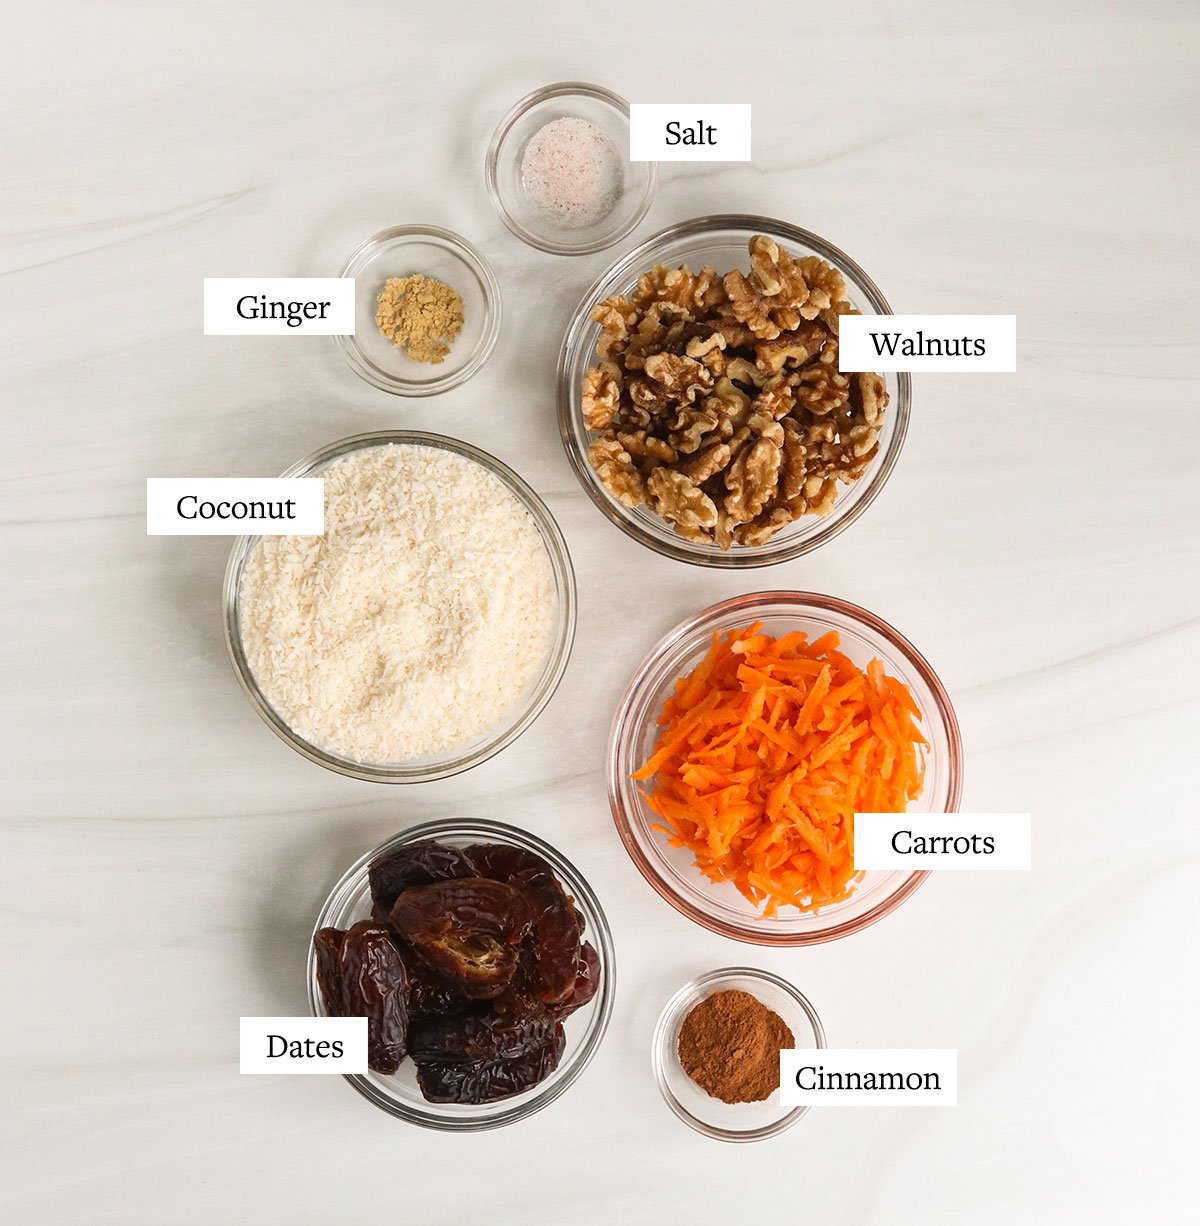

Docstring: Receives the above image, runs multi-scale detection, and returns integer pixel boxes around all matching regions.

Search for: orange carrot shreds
[633,622,927,917]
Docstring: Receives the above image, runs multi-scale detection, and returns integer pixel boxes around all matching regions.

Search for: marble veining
[1,1,1196,1221]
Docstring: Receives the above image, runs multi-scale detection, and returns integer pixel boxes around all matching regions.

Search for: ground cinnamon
[677,988,794,1104]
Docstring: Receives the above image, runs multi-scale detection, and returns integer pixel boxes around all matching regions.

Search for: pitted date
[463,842,551,883]
[551,941,601,1019]
[404,953,474,1024]
[414,1024,566,1104]
[510,868,581,1004]
[313,921,409,1074]
[410,1008,555,1064]
[389,879,533,999]
[465,843,585,936]
[369,840,474,914]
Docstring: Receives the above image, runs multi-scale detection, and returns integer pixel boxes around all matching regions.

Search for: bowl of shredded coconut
[486,82,656,255]
[224,432,575,782]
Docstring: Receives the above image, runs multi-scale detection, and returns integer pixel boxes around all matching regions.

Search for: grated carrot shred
[633,622,927,917]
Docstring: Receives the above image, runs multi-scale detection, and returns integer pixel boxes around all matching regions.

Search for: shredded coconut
[239,444,555,763]
[520,116,621,228]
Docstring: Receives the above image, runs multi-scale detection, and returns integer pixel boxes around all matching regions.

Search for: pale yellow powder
[374,274,464,364]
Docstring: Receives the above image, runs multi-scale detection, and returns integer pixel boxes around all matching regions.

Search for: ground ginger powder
[374,274,464,364]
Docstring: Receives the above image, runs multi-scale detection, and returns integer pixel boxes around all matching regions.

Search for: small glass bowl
[486,82,656,256]
[653,968,825,1142]
[335,225,501,396]
[558,214,911,567]
[308,819,615,1131]
[609,592,962,944]
[223,431,576,783]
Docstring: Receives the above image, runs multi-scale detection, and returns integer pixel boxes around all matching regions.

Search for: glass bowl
[557,214,911,567]
[608,592,962,944]
[486,82,656,255]
[653,968,825,1142]
[223,431,576,783]
[307,819,615,1131]
[335,225,501,396]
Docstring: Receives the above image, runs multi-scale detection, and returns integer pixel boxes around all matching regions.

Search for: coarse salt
[239,444,555,763]
[520,116,622,228]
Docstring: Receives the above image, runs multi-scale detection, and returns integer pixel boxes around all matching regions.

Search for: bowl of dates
[308,819,615,1129]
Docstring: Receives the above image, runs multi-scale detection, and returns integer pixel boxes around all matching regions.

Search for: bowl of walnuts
[556,215,911,567]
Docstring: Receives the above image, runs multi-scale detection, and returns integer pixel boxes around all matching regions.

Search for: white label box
[146,477,324,536]
[839,314,1016,372]
[240,1016,366,1074]
[854,813,1032,871]
[780,1048,957,1107]
[203,277,355,335]
[629,104,751,161]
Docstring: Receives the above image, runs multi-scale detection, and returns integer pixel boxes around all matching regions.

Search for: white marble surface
[2,1,1197,1221]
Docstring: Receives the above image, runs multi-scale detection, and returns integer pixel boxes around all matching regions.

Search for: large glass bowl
[558,215,911,567]
[307,819,615,1131]
[223,431,576,783]
[608,592,962,944]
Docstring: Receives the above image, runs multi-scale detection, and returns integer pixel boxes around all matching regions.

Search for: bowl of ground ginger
[337,224,501,397]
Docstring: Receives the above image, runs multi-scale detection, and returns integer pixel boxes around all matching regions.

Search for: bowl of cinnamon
[651,967,825,1142]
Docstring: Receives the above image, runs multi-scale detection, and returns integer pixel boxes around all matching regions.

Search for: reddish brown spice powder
[678,988,795,1104]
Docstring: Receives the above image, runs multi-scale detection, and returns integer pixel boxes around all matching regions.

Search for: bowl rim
[607,590,963,945]
[223,430,577,783]
[485,80,658,256]
[334,224,502,397]
[307,817,616,1131]
[651,966,826,1142]
[556,213,913,567]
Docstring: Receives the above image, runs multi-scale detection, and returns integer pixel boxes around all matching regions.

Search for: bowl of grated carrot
[608,592,962,945]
